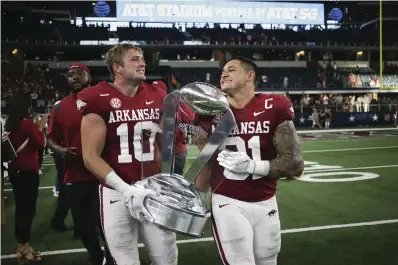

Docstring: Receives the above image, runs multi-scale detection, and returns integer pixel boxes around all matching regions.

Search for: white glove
[217,150,256,174]
[123,182,159,225]
[217,150,270,180]
[104,172,162,224]
[223,168,250,181]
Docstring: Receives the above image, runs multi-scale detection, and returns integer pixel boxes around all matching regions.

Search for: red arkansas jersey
[77,81,167,185]
[196,94,294,202]
[47,93,97,183]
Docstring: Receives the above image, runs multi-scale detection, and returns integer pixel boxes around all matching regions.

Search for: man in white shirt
[362,95,370,112]
[323,94,329,106]
[283,76,288,89]
[356,96,362,112]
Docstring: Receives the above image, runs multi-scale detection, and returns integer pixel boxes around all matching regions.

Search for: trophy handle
[160,91,181,175]
[186,109,236,184]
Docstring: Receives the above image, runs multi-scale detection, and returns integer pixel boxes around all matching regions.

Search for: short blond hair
[105,43,143,80]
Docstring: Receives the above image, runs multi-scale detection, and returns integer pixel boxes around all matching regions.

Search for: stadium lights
[357,51,363,56]
[296,50,305,57]
[12,49,18,55]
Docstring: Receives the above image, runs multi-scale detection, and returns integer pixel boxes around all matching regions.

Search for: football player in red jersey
[47,64,113,265]
[194,57,304,265]
[152,80,195,175]
[78,44,178,265]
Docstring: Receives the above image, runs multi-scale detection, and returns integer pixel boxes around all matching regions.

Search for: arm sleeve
[46,108,62,143]
[23,120,45,150]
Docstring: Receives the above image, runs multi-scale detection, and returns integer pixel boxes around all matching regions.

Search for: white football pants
[99,185,178,265]
[211,194,281,265]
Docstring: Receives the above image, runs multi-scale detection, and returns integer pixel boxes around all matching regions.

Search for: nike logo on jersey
[110,200,121,204]
[253,111,265,116]
[219,203,230,208]
[146,100,154,105]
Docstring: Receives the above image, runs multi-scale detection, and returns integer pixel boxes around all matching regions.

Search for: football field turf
[1,130,398,265]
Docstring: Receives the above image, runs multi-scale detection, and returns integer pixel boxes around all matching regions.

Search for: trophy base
[144,173,211,238]
[146,197,210,237]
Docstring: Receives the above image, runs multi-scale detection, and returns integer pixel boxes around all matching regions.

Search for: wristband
[104,171,130,197]
[252,160,271,179]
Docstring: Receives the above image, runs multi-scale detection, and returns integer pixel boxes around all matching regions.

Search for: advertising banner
[117,0,324,25]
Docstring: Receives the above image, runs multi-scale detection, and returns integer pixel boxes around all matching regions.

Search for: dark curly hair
[4,92,33,132]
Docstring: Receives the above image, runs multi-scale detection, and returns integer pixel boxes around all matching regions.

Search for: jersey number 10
[116,121,161,163]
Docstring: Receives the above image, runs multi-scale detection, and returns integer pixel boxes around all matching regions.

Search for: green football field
[1,129,398,265]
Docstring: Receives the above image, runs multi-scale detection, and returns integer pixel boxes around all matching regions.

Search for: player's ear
[113,63,122,75]
[247,71,255,83]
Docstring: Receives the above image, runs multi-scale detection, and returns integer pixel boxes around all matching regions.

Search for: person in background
[46,64,112,265]
[5,92,48,264]
[356,95,362,112]
[1,125,6,231]
[312,107,322,129]
[324,108,332,129]
[319,108,325,128]
[48,100,73,234]
[1,174,4,231]
[362,94,370,112]
[49,101,62,198]
[33,112,46,175]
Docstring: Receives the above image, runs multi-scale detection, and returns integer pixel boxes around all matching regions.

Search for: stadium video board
[116,0,325,25]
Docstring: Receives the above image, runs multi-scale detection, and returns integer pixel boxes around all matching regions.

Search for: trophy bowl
[143,173,210,238]
[180,82,229,115]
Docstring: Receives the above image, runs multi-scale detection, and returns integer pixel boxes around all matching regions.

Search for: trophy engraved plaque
[143,82,236,237]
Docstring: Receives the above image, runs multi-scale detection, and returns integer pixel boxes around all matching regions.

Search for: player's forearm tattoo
[269,120,304,179]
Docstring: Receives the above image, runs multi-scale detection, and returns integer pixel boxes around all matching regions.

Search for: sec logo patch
[110,98,121,109]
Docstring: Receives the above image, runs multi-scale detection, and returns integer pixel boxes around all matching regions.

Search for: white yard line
[4,186,54,192]
[303,146,398,153]
[1,219,397,259]
[304,164,398,173]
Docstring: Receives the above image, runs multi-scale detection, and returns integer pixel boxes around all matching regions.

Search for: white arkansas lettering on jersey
[108,108,161,123]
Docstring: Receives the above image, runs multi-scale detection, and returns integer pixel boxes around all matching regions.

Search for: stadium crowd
[3,17,398,48]
[2,61,397,117]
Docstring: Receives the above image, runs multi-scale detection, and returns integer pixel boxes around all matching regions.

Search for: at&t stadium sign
[116,0,325,25]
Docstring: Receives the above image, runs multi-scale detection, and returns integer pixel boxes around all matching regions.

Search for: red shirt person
[47,65,97,184]
[46,64,110,265]
[5,92,47,262]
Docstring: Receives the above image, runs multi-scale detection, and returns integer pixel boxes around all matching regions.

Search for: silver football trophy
[143,82,236,237]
